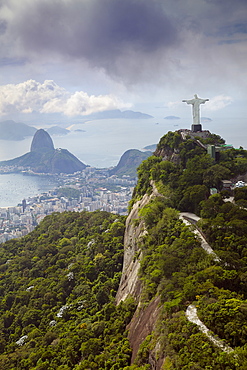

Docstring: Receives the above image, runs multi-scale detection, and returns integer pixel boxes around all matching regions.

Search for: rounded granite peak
[30,129,55,153]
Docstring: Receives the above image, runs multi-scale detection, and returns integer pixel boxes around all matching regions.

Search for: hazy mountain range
[0,111,153,141]
[0,120,36,140]
[85,109,153,120]
[0,128,152,176]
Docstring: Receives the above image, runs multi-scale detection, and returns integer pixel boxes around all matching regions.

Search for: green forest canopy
[1,131,247,369]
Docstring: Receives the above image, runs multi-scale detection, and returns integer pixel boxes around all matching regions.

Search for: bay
[0,173,58,208]
[0,117,245,169]
[0,118,172,168]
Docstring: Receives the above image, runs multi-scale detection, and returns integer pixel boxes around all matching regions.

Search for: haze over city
[0,0,246,164]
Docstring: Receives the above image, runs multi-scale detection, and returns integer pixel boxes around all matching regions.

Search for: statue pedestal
[191,124,202,132]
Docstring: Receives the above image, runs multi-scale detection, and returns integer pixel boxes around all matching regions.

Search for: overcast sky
[0,0,246,128]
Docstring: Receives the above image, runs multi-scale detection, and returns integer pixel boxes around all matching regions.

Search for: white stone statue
[182,94,209,124]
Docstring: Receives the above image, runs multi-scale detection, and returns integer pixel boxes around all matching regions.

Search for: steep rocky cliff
[116,182,163,305]
[115,193,149,305]
[115,130,247,369]
[30,129,55,153]
[116,181,165,367]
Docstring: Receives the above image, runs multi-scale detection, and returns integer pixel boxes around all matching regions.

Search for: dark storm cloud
[0,57,26,67]
[1,0,247,87]
[6,0,179,74]
[219,22,247,37]
[0,19,7,35]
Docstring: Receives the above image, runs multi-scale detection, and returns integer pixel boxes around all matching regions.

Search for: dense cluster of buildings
[0,167,136,243]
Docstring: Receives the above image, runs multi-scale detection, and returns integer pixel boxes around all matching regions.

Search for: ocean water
[0,118,173,168]
[0,117,246,168]
[0,173,58,207]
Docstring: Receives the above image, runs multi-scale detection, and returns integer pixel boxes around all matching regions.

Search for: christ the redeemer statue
[182,94,209,124]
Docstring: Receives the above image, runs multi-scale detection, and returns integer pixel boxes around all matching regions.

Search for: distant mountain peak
[109,149,152,178]
[0,128,86,174]
[30,129,55,153]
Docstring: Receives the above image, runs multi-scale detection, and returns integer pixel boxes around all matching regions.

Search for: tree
[178,184,208,214]
[200,193,224,219]
[203,164,231,190]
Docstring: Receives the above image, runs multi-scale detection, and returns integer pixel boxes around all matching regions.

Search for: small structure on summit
[182,94,209,132]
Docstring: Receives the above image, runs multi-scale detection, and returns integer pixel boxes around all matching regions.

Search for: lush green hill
[126,130,247,368]
[0,211,137,369]
[109,149,152,178]
[1,130,247,369]
[131,131,247,212]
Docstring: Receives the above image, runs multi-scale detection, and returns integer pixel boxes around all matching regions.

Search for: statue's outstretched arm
[201,99,209,104]
[182,99,194,104]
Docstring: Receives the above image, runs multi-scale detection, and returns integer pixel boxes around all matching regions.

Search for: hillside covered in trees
[1,130,247,369]
[0,211,135,369]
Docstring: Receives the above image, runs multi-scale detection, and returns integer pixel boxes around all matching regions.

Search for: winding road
[186,305,233,354]
[179,212,220,262]
[180,212,233,354]
[148,182,234,354]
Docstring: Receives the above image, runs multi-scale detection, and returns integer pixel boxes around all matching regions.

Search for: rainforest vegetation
[129,132,247,368]
[0,211,136,369]
[1,131,247,369]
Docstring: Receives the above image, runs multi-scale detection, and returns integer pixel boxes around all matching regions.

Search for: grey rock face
[31,129,55,153]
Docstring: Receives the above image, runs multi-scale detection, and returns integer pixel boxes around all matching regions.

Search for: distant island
[85,109,153,120]
[46,126,70,136]
[164,115,180,120]
[0,129,87,174]
[201,117,212,122]
[0,120,37,140]
[0,120,72,140]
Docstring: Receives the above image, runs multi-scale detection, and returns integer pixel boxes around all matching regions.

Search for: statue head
[194,94,198,99]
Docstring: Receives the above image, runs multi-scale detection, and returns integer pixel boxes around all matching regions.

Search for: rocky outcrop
[116,180,164,304]
[116,182,164,368]
[115,192,151,304]
[30,129,55,153]
[154,145,181,164]
[0,129,87,174]
[127,296,162,364]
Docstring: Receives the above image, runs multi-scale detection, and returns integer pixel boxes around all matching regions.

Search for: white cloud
[0,79,130,117]
[205,95,233,111]
[42,90,129,116]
